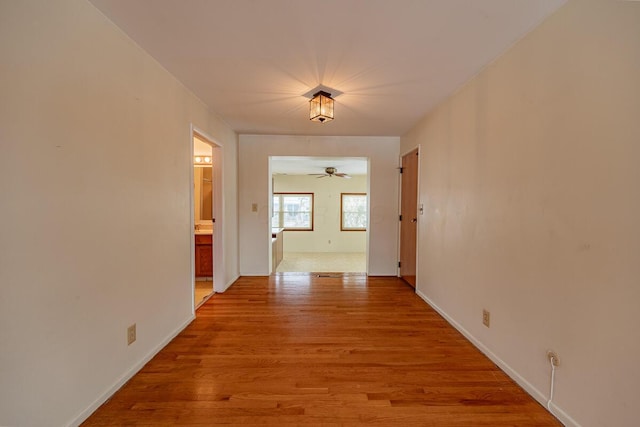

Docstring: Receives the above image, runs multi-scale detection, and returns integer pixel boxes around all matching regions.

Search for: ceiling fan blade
[316,175,328,178]
[335,173,352,179]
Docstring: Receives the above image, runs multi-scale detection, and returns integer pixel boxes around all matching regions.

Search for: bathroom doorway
[192,130,223,309]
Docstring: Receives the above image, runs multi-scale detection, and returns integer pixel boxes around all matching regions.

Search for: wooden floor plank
[82,275,560,426]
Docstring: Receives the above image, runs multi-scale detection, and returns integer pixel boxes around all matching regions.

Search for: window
[341,193,367,231]
[272,193,314,230]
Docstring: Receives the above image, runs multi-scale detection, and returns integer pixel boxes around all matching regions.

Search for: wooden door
[399,148,418,287]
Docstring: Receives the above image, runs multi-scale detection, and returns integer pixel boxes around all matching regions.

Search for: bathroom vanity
[195,233,213,277]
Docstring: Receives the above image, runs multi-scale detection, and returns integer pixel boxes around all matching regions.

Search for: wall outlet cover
[127,324,137,345]
[482,309,490,327]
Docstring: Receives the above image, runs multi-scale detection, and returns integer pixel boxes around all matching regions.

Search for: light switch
[251,203,258,212]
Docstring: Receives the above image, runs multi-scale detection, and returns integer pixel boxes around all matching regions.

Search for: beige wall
[239,135,400,276]
[0,1,238,426]
[401,1,640,426]
[273,175,367,253]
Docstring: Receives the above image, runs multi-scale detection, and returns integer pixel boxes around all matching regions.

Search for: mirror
[194,166,213,222]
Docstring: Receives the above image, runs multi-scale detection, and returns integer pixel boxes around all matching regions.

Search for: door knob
[411,218,417,223]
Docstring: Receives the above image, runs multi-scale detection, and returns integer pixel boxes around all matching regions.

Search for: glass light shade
[309,91,334,123]
[194,156,213,165]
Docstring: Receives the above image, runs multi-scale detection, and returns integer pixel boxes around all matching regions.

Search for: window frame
[340,192,368,231]
[272,192,314,231]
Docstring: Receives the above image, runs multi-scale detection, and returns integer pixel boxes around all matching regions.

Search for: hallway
[83,275,559,426]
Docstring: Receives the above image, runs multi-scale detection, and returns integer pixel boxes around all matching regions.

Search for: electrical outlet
[251,203,258,212]
[547,350,560,366]
[482,309,490,327]
[127,324,136,345]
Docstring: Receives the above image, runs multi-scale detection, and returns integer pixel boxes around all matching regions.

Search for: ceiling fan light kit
[309,167,351,179]
[309,91,334,123]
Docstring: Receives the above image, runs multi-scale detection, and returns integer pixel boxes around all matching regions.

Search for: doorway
[269,156,369,274]
[399,147,419,287]
[191,129,223,309]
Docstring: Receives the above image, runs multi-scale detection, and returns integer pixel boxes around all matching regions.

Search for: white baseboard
[415,289,580,427]
[548,401,581,427]
[218,274,240,293]
[67,315,196,427]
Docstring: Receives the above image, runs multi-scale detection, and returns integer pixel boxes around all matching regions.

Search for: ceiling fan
[309,167,351,179]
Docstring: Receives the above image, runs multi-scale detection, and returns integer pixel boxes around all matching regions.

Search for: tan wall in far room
[274,174,367,253]
[238,135,400,276]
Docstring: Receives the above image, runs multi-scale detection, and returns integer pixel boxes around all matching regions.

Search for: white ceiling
[89,0,566,136]
[271,156,367,176]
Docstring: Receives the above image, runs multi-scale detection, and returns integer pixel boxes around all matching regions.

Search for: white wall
[0,1,238,426]
[273,174,367,253]
[239,135,399,276]
[401,2,640,426]
[219,143,240,289]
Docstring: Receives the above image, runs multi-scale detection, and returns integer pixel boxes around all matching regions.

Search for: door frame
[268,155,370,274]
[190,125,225,312]
[397,145,421,288]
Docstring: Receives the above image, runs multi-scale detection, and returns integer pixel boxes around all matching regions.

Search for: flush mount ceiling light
[303,85,342,124]
[309,91,334,123]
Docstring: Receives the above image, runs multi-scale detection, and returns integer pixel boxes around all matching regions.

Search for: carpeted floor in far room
[276,252,366,273]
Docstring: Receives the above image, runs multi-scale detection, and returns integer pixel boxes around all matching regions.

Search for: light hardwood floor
[83,275,560,426]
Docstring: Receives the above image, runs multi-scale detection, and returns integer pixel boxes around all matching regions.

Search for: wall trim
[67,315,196,427]
[415,289,580,427]
[220,275,240,293]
